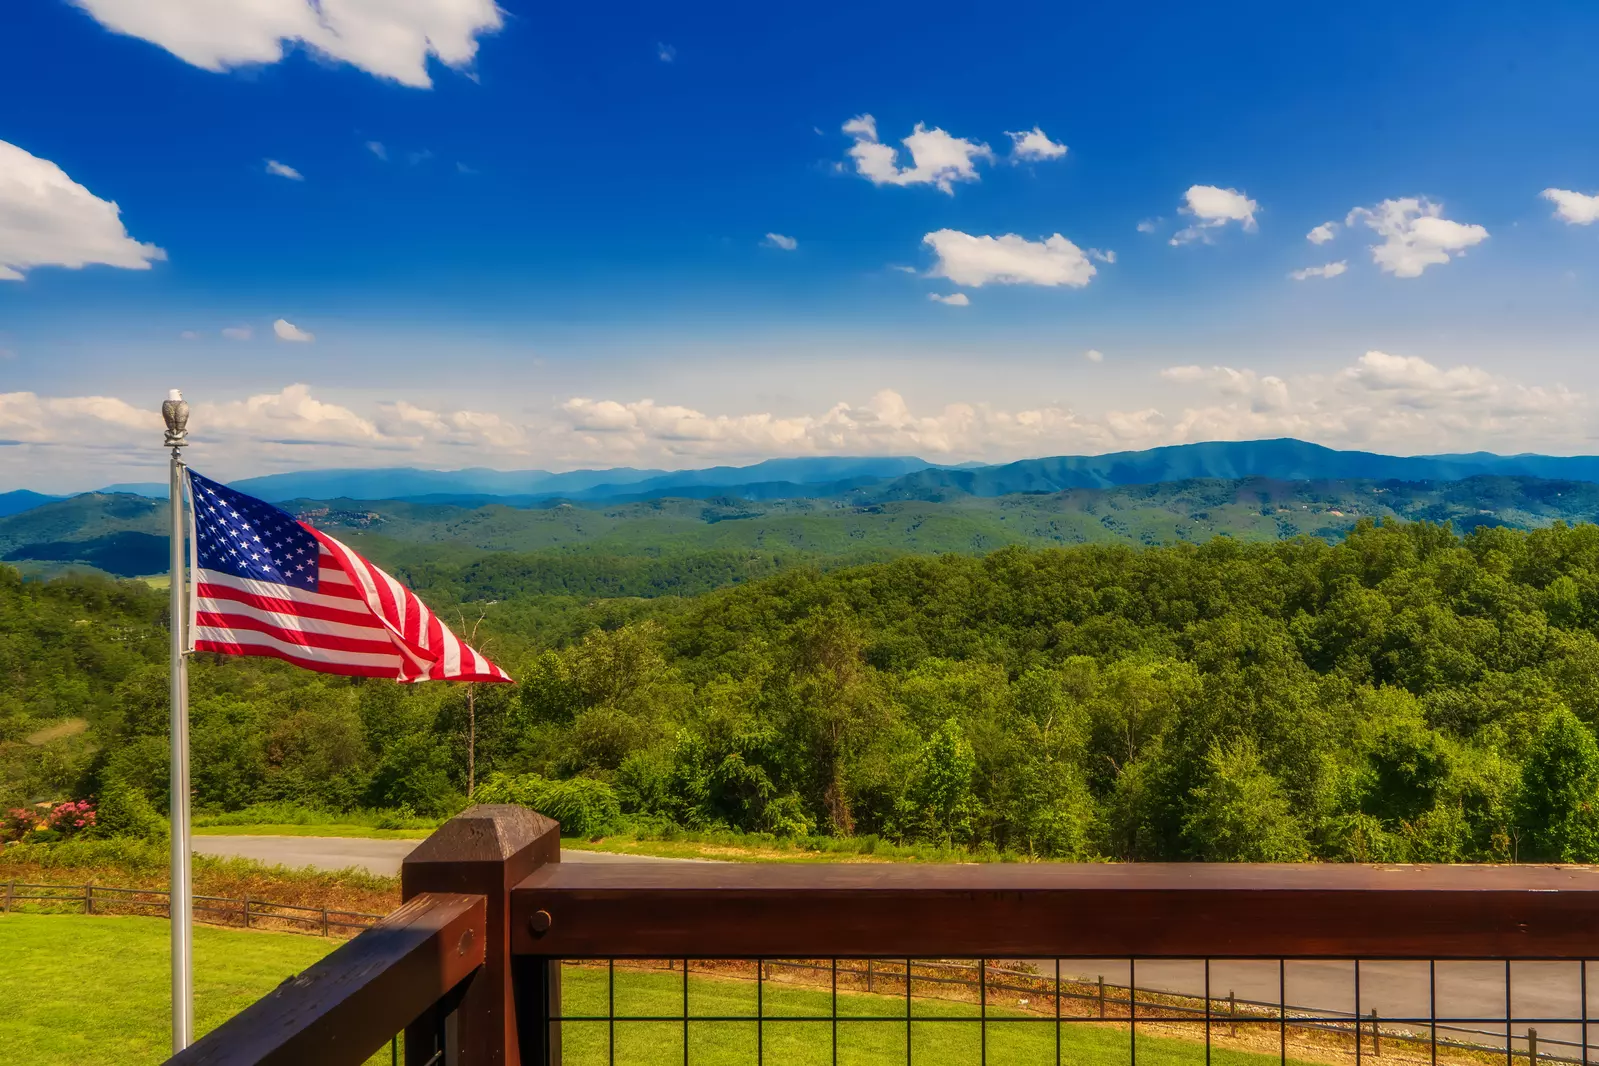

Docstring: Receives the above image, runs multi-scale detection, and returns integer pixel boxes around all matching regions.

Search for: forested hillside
[12,474,1599,589]
[8,518,1599,862]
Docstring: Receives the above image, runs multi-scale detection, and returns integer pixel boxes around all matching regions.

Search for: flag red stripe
[193,476,511,684]
[195,581,391,631]
[193,639,399,678]
[193,610,404,655]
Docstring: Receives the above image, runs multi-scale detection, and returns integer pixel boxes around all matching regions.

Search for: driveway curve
[191,835,699,877]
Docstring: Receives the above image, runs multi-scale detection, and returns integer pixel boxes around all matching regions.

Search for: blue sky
[5,0,1599,490]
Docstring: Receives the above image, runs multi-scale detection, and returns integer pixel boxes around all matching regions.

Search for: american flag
[186,470,511,683]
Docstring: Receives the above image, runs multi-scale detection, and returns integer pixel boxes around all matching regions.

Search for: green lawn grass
[0,913,341,1066]
[557,964,1318,1066]
[190,823,433,840]
[0,914,1327,1066]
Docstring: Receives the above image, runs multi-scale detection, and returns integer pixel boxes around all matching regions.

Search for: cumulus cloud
[1170,185,1258,245]
[273,318,314,342]
[1345,197,1488,278]
[842,114,994,194]
[656,42,676,62]
[1289,261,1347,281]
[1153,351,1581,454]
[762,233,798,251]
[923,229,1098,288]
[1085,349,1104,363]
[1089,248,1116,264]
[221,326,252,341]
[69,0,502,88]
[927,292,970,306]
[0,140,166,281]
[1006,127,1067,162]
[1542,188,1599,225]
[366,141,388,161]
[1136,218,1161,234]
[3,354,1593,490]
[265,160,303,181]
[1307,221,1338,244]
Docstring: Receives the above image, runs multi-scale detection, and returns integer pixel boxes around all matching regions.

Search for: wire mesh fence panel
[550,956,1599,1066]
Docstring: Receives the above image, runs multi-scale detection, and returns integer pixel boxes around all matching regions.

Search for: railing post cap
[404,804,559,868]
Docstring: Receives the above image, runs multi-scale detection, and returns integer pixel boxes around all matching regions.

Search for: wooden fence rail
[1,879,384,937]
[162,806,1599,1066]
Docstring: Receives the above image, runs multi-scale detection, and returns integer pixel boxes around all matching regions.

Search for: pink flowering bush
[1,807,34,842]
[0,800,97,843]
[45,799,97,836]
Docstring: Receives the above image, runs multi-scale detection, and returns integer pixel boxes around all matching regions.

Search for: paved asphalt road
[192,835,1590,1056]
[191,834,696,876]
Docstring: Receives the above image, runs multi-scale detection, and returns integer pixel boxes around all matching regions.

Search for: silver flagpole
[162,389,193,1052]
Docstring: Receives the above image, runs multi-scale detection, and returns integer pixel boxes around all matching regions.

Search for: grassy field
[0,913,340,1066]
[191,823,433,840]
[0,914,1316,1066]
[556,964,1318,1066]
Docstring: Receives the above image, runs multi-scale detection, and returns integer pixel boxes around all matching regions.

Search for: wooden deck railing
[165,805,1599,1066]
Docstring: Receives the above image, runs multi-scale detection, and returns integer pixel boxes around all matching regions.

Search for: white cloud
[273,318,314,342]
[1289,261,1347,281]
[1542,188,1599,225]
[842,114,994,194]
[1170,185,1258,245]
[366,141,388,161]
[1153,351,1581,454]
[1307,221,1338,244]
[1089,248,1116,264]
[1007,127,1067,162]
[657,42,676,62]
[0,140,166,281]
[221,326,252,340]
[265,160,303,181]
[179,330,199,340]
[2,355,1592,491]
[923,229,1098,288]
[1345,197,1488,278]
[1136,218,1161,234]
[762,233,798,251]
[69,0,502,88]
[927,292,970,306]
[1085,349,1104,363]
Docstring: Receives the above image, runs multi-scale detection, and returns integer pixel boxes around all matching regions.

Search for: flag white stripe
[191,626,405,669]
[193,595,396,643]
[313,532,437,676]
[186,475,511,683]
[195,567,373,616]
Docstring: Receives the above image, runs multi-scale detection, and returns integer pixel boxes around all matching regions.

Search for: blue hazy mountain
[867,439,1599,499]
[98,482,169,499]
[0,490,63,518]
[227,456,941,502]
[45,440,1599,507]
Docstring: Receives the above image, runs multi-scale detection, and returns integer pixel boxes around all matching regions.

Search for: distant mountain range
[225,455,946,503]
[11,438,1599,520]
[10,471,1599,584]
[0,490,63,518]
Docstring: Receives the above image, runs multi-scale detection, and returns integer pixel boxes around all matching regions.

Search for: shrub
[2,807,34,843]
[474,773,622,838]
[93,779,168,841]
[44,799,97,838]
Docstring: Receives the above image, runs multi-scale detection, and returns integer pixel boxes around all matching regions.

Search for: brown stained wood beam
[166,892,486,1066]
[403,804,562,1066]
[509,863,1599,959]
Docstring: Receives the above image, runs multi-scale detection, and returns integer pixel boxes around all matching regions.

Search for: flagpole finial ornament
[163,389,189,451]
